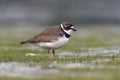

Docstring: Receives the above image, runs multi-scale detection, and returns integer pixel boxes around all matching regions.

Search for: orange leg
[48,49,50,54]
[52,49,55,57]
[46,49,50,58]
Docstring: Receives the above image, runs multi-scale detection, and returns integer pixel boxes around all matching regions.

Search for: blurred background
[0,1,120,79]
[1,0,120,27]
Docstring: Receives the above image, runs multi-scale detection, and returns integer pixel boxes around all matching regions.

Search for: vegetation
[0,25,120,80]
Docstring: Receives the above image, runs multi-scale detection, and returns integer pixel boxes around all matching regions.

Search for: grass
[0,25,120,80]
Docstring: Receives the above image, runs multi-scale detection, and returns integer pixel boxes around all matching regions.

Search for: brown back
[26,25,64,43]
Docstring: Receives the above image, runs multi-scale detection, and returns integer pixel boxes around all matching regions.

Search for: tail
[20,41,28,44]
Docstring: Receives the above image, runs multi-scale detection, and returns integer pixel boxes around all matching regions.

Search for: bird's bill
[71,26,77,31]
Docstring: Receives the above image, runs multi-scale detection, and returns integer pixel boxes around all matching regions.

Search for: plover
[21,22,76,57]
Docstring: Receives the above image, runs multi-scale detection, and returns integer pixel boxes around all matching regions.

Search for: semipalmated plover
[21,22,77,57]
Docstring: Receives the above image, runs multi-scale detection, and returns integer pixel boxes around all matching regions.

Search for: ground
[0,25,120,80]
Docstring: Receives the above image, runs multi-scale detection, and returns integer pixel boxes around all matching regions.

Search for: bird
[21,22,77,57]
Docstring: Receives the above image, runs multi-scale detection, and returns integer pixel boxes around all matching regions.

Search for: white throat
[60,24,73,35]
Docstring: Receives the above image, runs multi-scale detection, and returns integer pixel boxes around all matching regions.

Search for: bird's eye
[67,26,70,28]
[67,27,70,29]
[65,27,70,30]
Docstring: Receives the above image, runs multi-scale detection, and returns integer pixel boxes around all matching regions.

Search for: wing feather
[26,26,63,43]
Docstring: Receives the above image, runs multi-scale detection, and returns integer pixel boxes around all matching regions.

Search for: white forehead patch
[71,26,74,28]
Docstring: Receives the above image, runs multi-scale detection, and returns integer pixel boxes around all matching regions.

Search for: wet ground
[0,47,119,77]
[0,26,120,80]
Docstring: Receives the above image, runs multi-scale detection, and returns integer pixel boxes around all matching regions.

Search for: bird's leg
[46,49,50,58]
[52,49,55,57]
[48,49,50,54]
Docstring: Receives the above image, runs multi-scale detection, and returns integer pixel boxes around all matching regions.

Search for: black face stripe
[64,26,70,30]
[64,25,74,30]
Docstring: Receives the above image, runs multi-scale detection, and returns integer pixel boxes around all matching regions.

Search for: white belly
[36,36,69,49]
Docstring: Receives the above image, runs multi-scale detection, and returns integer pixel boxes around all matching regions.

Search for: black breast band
[60,26,70,38]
